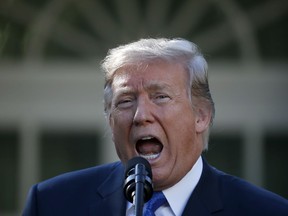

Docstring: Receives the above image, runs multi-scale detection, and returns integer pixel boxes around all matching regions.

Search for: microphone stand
[134,163,146,216]
[124,157,153,216]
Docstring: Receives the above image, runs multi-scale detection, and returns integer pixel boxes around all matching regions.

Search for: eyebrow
[143,81,172,92]
[113,80,173,100]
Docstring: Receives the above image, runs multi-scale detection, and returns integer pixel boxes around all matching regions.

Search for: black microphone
[124,157,153,216]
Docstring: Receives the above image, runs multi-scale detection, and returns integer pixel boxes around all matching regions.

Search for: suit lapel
[90,162,127,216]
[87,158,224,216]
[182,158,223,216]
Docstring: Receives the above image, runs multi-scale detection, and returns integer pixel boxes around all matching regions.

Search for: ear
[109,114,113,127]
[109,115,115,142]
[195,105,212,133]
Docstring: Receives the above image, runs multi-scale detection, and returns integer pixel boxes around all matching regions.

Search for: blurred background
[1,0,288,215]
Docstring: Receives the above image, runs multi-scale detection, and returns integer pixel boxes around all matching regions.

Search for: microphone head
[125,156,152,179]
[124,156,153,203]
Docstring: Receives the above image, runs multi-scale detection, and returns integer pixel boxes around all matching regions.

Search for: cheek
[165,103,196,132]
[110,111,134,142]
[111,109,129,125]
[166,108,197,150]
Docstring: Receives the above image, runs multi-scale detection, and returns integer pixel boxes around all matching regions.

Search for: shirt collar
[163,156,203,216]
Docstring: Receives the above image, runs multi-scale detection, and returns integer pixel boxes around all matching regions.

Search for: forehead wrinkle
[143,80,173,93]
[113,74,167,89]
[112,67,176,99]
[112,81,173,103]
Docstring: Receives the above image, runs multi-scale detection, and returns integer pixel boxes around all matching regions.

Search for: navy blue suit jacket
[23,158,288,216]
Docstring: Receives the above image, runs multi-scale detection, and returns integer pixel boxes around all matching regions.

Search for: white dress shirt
[126,156,203,216]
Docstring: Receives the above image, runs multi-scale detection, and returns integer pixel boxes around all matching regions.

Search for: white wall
[0,61,288,215]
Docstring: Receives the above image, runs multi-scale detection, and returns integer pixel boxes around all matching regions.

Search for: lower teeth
[140,153,160,160]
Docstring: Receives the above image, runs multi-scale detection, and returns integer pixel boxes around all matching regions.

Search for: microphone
[124,157,153,216]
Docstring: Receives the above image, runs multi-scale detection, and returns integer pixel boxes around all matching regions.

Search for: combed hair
[101,38,215,150]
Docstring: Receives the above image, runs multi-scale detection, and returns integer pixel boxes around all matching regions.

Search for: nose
[133,96,155,126]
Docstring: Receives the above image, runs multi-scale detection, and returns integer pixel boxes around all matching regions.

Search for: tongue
[136,141,162,155]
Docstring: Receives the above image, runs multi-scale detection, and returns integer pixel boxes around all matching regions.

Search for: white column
[243,125,264,187]
[18,119,40,212]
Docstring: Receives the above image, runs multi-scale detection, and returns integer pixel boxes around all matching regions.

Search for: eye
[156,95,169,99]
[116,98,134,108]
[154,94,171,103]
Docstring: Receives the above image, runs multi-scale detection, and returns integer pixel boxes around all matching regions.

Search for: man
[23,38,288,216]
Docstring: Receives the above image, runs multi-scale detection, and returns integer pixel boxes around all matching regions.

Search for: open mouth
[136,136,163,160]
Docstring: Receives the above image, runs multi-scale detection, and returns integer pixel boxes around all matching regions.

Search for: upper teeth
[141,136,154,140]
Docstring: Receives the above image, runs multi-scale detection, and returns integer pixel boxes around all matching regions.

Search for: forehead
[111,61,188,90]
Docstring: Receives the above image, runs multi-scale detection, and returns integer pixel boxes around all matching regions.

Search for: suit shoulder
[215,168,288,214]
[23,161,126,215]
[38,161,123,192]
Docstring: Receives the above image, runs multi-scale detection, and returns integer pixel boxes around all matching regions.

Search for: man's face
[109,61,205,190]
